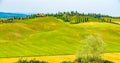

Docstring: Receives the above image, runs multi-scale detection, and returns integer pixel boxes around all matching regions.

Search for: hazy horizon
[0,0,120,16]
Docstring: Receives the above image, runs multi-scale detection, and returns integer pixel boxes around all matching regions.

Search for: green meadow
[0,17,120,58]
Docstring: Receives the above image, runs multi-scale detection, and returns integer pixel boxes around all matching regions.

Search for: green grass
[0,17,120,58]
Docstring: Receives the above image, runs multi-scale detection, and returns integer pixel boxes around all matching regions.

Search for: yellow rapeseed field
[102,53,120,63]
[0,53,120,63]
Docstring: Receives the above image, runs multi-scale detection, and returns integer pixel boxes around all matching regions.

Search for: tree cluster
[100,18,112,23]
[0,14,46,23]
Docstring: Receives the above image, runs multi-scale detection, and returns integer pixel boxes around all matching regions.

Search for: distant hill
[0,12,28,18]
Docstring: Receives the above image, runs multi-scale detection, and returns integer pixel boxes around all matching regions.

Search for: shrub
[75,58,114,63]
[16,59,48,63]
[77,35,105,60]
[75,35,114,63]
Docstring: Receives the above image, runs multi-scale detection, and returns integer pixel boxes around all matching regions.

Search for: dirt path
[0,53,120,63]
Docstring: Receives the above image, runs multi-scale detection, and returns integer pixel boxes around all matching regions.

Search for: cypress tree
[79,17,80,23]
[109,19,112,23]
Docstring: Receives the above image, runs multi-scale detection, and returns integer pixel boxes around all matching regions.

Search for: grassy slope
[0,17,120,58]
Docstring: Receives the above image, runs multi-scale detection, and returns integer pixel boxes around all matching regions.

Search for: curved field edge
[0,17,120,57]
[0,53,120,63]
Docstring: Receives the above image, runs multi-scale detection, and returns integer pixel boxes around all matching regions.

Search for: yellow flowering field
[0,53,120,63]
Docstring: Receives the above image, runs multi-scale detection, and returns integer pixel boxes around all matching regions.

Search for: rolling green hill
[0,17,120,58]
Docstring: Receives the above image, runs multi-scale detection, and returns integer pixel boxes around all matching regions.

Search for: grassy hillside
[0,17,120,58]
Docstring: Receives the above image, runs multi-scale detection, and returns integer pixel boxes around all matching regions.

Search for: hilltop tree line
[50,11,113,24]
[0,11,114,24]
[0,14,46,23]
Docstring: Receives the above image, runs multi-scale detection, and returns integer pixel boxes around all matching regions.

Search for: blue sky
[0,0,120,16]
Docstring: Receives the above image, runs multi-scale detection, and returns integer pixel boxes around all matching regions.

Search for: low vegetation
[16,59,48,63]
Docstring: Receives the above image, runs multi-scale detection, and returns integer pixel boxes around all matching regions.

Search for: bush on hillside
[75,35,114,63]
